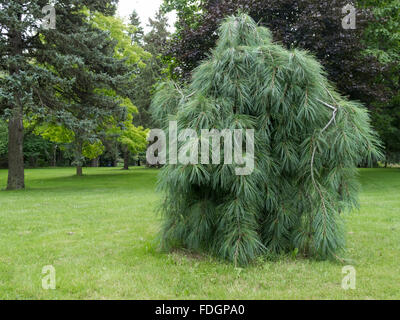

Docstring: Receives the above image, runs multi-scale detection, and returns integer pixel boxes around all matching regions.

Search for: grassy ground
[0,167,399,299]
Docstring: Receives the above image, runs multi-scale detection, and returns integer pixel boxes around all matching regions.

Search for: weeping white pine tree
[150,14,382,266]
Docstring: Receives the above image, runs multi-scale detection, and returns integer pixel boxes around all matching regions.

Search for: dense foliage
[0,0,120,187]
[153,14,382,265]
[131,9,172,129]
[163,0,399,164]
[0,1,151,179]
[360,0,400,163]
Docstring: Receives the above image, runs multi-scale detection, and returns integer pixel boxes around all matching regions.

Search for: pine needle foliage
[151,14,383,266]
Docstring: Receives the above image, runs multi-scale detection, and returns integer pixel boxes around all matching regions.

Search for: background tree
[131,9,172,129]
[163,0,202,32]
[360,0,400,164]
[1,119,62,168]
[37,12,135,176]
[34,122,105,168]
[0,0,118,189]
[164,0,389,102]
[117,113,149,170]
[92,13,150,170]
[163,0,398,163]
[102,98,149,170]
[36,10,149,176]
[128,9,144,45]
[23,133,54,168]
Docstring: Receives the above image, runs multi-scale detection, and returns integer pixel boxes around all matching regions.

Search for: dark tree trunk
[123,148,130,170]
[29,156,37,168]
[76,166,83,176]
[7,25,25,190]
[90,157,99,167]
[75,140,83,176]
[7,105,25,190]
[52,145,57,167]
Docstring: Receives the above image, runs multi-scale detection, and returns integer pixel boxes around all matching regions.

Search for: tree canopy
[0,0,121,187]
[163,0,399,164]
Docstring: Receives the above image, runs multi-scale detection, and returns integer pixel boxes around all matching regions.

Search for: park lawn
[0,167,399,300]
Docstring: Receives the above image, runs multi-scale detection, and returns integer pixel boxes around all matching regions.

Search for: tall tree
[116,111,148,170]
[36,11,149,176]
[0,0,117,188]
[91,12,150,171]
[128,9,144,45]
[131,9,171,128]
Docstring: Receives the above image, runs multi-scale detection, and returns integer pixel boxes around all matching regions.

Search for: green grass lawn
[0,167,399,299]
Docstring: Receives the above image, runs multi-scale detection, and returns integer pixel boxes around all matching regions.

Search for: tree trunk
[7,25,25,190]
[29,156,37,168]
[52,145,57,167]
[123,148,130,170]
[91,157,99,167]
[7,105,25,190]
[75,140,83,176]
[76,166,83,176]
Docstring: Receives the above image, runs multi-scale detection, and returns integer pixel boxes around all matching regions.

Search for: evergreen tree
[36,10,147,176]
[0,0,117,188]
[129,9,144,45]
[152,14,382,266]
[144,10,170,55]
[131,10,171,128]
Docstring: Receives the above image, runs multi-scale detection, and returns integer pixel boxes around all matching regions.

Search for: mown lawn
[0,167,399,299]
